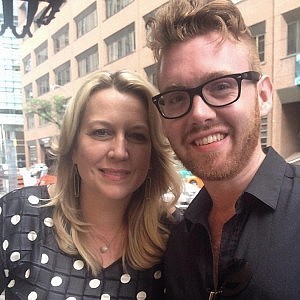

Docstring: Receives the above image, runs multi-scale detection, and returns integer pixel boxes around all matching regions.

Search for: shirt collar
[245,147,287,210]
[185,147,287,224]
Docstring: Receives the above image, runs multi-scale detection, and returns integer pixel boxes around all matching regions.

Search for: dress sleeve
[0,186,48,293]
[0,192,11,292]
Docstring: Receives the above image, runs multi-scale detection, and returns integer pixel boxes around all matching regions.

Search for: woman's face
[72,88,151,204]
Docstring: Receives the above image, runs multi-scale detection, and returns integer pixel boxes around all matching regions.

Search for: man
[146,0,300,299]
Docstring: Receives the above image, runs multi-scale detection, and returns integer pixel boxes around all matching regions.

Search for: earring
[144,176,151,202]
[73,164,80,198]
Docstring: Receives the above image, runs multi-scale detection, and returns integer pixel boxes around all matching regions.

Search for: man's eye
[165,92,187,105]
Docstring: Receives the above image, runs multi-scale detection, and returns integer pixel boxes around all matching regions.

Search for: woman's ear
[257,75,273,117]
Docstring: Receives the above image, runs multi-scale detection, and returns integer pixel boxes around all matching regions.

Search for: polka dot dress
[0,186,165,299]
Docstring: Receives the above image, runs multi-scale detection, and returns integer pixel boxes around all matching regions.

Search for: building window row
[54,61,71,86]
[283,7,300,56]
[34,41,48,66]
[76,45,99,77]
[52,24,69,54]
[75,2,97,38]
[105,0,133,18]
[105,23,135,63]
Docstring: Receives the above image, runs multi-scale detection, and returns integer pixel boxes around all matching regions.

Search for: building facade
[19,0,300,167]
[0,3,26,192]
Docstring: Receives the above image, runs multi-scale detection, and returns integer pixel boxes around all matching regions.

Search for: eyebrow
[160,71,232,93]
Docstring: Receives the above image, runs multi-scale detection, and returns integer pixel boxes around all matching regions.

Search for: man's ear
[257,75,273,117]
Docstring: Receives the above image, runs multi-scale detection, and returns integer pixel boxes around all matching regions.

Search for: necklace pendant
[100,245,109,253]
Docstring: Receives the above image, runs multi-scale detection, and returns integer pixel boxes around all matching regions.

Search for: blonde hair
[49,70,181,275]
[146,0,261,71]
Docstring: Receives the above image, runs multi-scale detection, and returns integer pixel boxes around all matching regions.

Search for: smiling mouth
[100,168,130,176]
[194,133,225,146]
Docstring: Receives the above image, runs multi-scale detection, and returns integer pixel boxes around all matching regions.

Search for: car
[29,163,47,177]
[177,182,201,207]
[163,182,201,209]
[186,175,204,188]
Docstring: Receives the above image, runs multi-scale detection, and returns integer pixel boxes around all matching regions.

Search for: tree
[24,95,69,129]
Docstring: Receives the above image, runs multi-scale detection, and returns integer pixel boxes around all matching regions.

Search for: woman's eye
[91,128,112,138]
[127,132,149,143]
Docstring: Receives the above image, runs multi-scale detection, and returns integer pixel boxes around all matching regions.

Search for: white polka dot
[27,231,37,241]
[51,276,63,287]
[3,239,9,250]
[10,251,20,262]
[4,269,9,277]
[73,260,84,270]
[28,195,39,205]
[66,297,76,300]
[44,217,54,227]
[136,291,147,300]
[41,253,49,264]
[101,294,111,300]
[11,215,20,225]
[28,291,38,300]
[7,279,15,288]
[120,273,131,284]
[89,279,101,289]
[25,269,30,278]
[154,270,162,279]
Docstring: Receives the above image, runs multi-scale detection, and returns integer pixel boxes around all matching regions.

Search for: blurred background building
[0,3,25,192]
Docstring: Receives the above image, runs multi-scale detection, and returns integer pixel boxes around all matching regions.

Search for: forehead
[81,88,149,125]
[158,33,250,90]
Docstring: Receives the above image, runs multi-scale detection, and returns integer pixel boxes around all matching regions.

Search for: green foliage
[24,95,69,129]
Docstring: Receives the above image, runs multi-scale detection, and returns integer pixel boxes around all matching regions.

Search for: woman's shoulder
[0,185,51,218]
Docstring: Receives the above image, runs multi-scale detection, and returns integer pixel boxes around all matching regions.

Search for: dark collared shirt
[164,147,300,299]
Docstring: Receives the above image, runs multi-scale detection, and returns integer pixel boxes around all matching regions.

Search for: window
[26,113,35,130]
[27,140,38,165]
[52,24,69,53]
[287,21,300,55]
[36,73,49,96]
[105,0,133,18]
[54,61,71,86]
[105,23,135,63]
[35,41,48,65]
[260,116,268,149]
[24,84,33,99]
[76,45,99,77]
[23,54,31,73]
[283,7,300,55]
[144,64,158,87]
[75,2,97,38]
[39,115,49,126]
[249,21,265,62]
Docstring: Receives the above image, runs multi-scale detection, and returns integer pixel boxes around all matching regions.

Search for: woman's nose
[108,137,129,160]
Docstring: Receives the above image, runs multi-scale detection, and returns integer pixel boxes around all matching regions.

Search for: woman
[0,70,181,299]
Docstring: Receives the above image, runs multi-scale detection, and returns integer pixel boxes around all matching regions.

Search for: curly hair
[146,0,261,71]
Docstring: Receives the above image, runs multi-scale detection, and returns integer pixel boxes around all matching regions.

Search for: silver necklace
[96,224,124,254]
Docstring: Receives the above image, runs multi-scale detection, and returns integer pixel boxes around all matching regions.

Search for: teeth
[195,133,225,146]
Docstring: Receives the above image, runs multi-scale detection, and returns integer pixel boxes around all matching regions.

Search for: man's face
[158,33,262,181]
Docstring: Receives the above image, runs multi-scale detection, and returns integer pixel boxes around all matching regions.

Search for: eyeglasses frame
[152,71,262,119]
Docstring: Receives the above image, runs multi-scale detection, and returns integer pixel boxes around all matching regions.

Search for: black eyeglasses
[208,259,252,300]
[152,71,261,119]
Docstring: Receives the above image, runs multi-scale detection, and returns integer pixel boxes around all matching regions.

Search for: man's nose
[189,94,217,122]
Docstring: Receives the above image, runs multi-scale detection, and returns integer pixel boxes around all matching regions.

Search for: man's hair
[146,0,261,71]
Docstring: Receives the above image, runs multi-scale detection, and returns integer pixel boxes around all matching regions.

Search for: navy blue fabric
[0,186,165,299]
[164,147,300,299]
